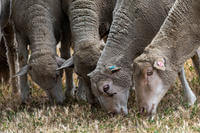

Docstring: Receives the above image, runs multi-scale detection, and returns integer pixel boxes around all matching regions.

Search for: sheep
[133,0,200,116]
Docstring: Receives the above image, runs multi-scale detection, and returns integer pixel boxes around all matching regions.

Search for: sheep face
[16,54,66,104]
[133,58,170,116]
[88,66,131,115]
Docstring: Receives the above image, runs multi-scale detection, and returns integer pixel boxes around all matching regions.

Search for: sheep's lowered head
[133,53,177,116]
[15,53,73,104]
[88,64,133,115]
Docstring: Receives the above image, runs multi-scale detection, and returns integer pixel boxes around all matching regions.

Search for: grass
[0,60,200,133]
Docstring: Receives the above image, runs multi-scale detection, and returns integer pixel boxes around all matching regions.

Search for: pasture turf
[0,60,199,132]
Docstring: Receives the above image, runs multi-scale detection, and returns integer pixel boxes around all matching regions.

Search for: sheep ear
[107,65,121,73]
[56,56,66,67]
[14,65,30,77]
[87,71,95,77]
[153,58,166,71]
[56,56,74,70]
[87,72,92,77]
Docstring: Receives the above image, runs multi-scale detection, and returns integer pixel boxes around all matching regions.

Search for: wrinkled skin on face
[28,54,65,104]
[89,66,132,115]
[133,59,173,116]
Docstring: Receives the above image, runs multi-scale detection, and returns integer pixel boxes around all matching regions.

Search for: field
[0,60,200,133]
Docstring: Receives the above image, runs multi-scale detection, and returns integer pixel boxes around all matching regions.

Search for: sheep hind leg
[178,66,196,106]
[16,32,30,103]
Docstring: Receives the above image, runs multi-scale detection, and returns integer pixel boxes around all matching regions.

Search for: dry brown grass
[0,60,199,133]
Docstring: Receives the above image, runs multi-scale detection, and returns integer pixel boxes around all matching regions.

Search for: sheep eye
[103,84,117,97]
[147,71,153,76]
[103,84,110,93]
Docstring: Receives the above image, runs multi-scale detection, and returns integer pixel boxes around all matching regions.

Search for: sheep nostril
[103,84,110,92]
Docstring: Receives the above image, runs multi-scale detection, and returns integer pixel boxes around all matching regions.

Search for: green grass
[0,60,199,132]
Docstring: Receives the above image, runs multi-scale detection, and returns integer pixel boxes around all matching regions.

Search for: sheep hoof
[184,92,197,106]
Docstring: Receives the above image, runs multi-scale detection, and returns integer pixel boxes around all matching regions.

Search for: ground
[0,60,199,133]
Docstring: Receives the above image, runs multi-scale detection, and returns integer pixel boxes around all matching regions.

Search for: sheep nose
[121,108,128,115]
[108,107,128,116]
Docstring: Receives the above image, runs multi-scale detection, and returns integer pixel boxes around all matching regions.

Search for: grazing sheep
[13,0,72,104]
[60,0,117,104]
[133,0,200,116]
[88,0,199,115]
